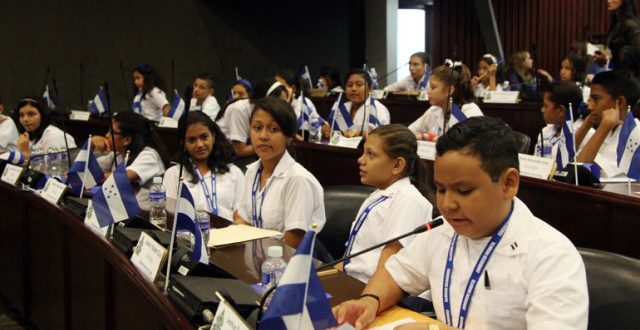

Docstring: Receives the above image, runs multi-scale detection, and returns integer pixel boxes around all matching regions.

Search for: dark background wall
[0,0,365,113]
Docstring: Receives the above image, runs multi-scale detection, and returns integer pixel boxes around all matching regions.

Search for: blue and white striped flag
[365,95,382,128]
[89,87,109,115]
[91,160,139,228]
[132,90,142,113]
[43,85,56,110]
[300,65,313,88]
[175,183,208,264]
[0,151,26,165]
[67,140,105,196]
[296,95,316,130]
[448,102,468,128]
[555,108,576,170]
[167,90,185,120]
[616,111,640,180]
[327,93,353,131]
[259,230,336,330]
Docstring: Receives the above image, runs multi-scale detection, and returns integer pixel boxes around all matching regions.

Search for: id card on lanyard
[251,164,273,229]
[193,166,218,215]
[442,201,514,329]
[342,195,389,268]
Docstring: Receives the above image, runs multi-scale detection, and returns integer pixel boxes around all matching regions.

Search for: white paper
[1,163,24,185]
[131,231,168,282]
[329,134,363,149]
[40,178,67,205]
[209,225,281,247]
[368,317,416,330]
[69,110,91,121]
[84,200,109,239]
[518,154,555,180]
[586,42,600,56]
[599,177,637,183]
[210,299,252,330]
[483,91,520,104]
[417,140,436,160]
[158,117,178,128]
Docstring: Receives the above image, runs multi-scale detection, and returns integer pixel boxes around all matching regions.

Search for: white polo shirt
[0,116,19,152]
[31,125,77,151]
[533,119,594,159]
[344,100,391,133]
[408,103,483,136]
[386,198,588,330]
[384,74,430,92]
[226,99,253,143]
[139,87,170,122]
[343,177,433,283]
[237,151,326,234]
[190,95,221,122]
[593,117,640,178]
[163,163,244,221]
[97,147,165,210]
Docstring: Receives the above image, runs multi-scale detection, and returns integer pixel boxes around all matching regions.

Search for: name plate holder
[84,200,109,239]
[210,291,252,330]
[483,91,520,104]
[329,132,362,149]
[1,163,24,186]
[417,140,436,161]
[518,153,556,180]
[69,110,91,121]
[131,231,168,283]
[370,89,387,100]
[40,178,67,205]
[158,117,179,128]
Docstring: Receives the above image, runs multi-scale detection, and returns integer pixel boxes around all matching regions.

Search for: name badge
[40,178,67,204]
[158,117,178,128]
[69,110,91,121]
[417,140,436,160]
[1,163,24,186]
[518,153,556,180]
[84,200,109,239]
[131,231,168,283]
[210,292,252,330]
[329,133,362,149]
[483,91,520,104]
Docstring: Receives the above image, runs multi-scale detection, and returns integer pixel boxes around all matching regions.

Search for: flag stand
[79,134,92,199]
[568,104,579,186]
[164,179,184,294]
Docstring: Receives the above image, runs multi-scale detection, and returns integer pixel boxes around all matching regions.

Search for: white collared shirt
[533,119,594,159]
[30,125,77,151]
[0,116,19,152]
[594,118,640,178]
[384,74,430,92]
[344,100,390,133]
[237,151,326,234]
[190,95,221,122]
[386,198,588,330]
[408,103,483,136]
[163,163,244,221]
[343,177,433,283]
[473,82,503,98]
[224,99,253,143]
[97,147,165,210]
[139,87,170,122]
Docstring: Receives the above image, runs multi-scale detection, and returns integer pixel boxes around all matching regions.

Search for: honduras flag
[555,108,577,170]
[366,95,382,127]
[175,183,208,264]
[67,140,105,196]
[0,151,26,165]
[89,87,109,115]
[91,160,139,228]
[259,230,336,330]
[448,102,468,128]
[300,65,313,88]
[616,111,640,180]
[167,90,186,120]
[43,85,56,110]
[327,93,353,131]
[297,95,317,130]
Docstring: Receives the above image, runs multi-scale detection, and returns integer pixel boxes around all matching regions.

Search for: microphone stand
[51,78,72,169]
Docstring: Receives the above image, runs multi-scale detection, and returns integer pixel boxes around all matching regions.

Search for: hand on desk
[333,296,379,329]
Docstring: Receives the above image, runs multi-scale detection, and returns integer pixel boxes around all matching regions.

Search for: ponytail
[431,63,474,104]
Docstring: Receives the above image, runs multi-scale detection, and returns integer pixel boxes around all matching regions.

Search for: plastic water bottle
[46,147,59,176]
[309,118,321,143]
[149,177,167,228]
[196,210,210,252]
[369,68,379,89]
[261,246,287,308]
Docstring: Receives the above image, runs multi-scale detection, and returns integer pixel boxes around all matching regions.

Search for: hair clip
[444,59,463,69]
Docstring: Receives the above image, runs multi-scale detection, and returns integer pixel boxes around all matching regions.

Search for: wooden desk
[291,141,640,259]
[0,182,192,329]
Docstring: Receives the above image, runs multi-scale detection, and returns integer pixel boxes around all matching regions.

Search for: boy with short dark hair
[333,116,588,330]
[191,73,221,121]
[576,70,640,177]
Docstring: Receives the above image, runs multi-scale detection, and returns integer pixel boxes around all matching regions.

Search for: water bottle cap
[267,246,283,258]
[153,176,162,184]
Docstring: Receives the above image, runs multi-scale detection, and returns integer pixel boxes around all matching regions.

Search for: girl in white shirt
[0,102,19,152]
[163,111,244,221]
[92,111,168,210]
[14,98,76,161]
[409,63,483,141]
[471,54,503,98]
[341,124,433,283]
[234,97,326,248]
[343,69,391,137]
[131,63,170,122]
[190,73,221,121]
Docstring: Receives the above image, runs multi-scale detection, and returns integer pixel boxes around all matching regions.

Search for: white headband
[482,53,498,64]
[266,81,283,97]
[444,59,463,68]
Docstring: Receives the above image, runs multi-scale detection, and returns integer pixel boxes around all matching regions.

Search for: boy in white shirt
[333,116,588,330]
[190,73,221,121]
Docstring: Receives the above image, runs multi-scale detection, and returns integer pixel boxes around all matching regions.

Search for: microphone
[377,62,410,84]
[317,217,445,271]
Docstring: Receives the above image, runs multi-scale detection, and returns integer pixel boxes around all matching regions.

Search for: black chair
[578,248,640,330]
[512,130,531,154]
[319,185,374,260]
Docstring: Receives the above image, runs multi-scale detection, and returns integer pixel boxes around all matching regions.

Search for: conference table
[291,141,640,259]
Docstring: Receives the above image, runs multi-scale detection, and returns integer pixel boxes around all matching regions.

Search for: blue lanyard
[251,164,273,229]
[442,201,514,329]
[343,195,389,267]
[193,165,218,215]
